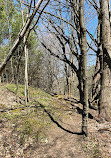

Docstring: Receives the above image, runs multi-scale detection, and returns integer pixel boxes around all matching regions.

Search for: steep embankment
[0,83,111,158]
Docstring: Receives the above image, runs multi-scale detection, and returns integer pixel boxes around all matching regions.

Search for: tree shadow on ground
[23,101,84,157]
[37,102,82,135]
[75,106,93,119]
[64,98,80,104]
[63,97,94,119]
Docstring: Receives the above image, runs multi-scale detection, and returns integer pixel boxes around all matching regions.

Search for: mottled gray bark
[99,0,111,122]
[79,0,88,136]
[91,16,102,111]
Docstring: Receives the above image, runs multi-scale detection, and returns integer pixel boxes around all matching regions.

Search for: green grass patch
[0,83,67,146]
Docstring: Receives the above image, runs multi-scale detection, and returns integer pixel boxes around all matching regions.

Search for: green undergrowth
[0,83,68,146]
[5,84,53,105]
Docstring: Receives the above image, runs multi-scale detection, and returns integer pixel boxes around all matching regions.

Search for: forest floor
[0,83,111,158]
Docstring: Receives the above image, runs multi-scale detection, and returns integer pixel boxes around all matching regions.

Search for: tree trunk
[91,16,102,111]
[25,44,29,104]
[78,57,84,104]
[79,0,88,136]
[64,63,69,96]
[20,0,29,104]
[16,47,21,104]
[0,76,1,83]
[99,0,111,122]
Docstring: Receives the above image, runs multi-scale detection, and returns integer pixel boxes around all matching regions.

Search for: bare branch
[0,0,49,75]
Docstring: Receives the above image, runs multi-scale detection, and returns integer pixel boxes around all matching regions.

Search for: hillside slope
[0,83,111,158]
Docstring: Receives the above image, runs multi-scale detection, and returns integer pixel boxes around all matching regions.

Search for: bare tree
[0,0,49,75]
[37,0,89,136]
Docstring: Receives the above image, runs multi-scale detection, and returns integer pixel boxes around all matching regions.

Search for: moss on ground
[0,84,67,145]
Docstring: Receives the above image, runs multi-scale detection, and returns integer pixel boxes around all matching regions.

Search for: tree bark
[20,0,29,104]
[64,63,69,96]
[99,0,111,122]
[25,44,29,104]
[78,56,84,104]
[79,0,88,136]
[91,15,102,111]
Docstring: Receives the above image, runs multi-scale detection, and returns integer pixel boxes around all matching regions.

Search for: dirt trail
[24,112,86,158]
[0,84,111,158]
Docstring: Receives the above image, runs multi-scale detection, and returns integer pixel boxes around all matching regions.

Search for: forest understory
[0,83,111,158]
[0,0,111,157]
